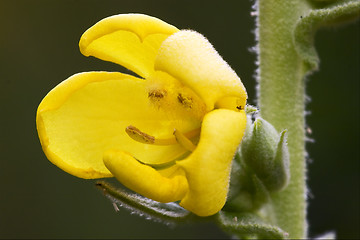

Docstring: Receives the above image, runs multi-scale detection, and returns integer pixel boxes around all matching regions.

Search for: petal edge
[80,14,179,78]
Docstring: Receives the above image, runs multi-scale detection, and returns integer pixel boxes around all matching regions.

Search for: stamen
[125,125,200,148]
[126,125,177,145]
[173,129,196,152]
[136,151,191,170]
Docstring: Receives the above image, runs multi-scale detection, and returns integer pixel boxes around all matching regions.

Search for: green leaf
[294,0,360,71]
[217,211,289,239]
[95,181,190,225]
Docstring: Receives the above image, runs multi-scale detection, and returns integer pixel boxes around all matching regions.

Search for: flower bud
[240,118,290,192]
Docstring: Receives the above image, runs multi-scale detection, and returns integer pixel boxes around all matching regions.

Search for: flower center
[146,71,207,121]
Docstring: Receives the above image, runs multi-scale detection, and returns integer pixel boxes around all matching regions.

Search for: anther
[125,125,200,148]
[125,125,156,144]
[177,93,193,109]
[148,89,167,100]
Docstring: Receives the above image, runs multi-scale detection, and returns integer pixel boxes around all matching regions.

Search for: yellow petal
[79,14,179,78]
[103,149,188,203]
[177,109,247,216]
[155,30,247,111]
[37,72,200,179]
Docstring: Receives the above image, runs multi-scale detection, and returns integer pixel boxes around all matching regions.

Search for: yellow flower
[36,14,247,216]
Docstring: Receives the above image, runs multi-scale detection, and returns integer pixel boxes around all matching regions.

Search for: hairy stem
[255,1,311,238]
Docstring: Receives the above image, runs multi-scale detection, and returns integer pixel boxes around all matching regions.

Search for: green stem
[256,1,311,238]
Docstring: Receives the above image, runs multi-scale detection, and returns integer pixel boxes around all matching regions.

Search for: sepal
[225,159,254,212]
[272,130,290,191]
[96,181,190,225]
[225,161,271,212]
[251,174,271,210]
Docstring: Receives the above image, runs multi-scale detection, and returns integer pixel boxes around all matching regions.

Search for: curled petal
[80,14,179,78]
[103,149,188,203]
[177,109,247,216]
[37,72,198,179]
[155,30,247,111]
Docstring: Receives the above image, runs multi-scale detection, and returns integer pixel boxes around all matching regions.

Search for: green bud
[240,117,290,192]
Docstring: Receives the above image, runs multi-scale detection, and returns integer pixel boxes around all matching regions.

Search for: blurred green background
[0,0,358,239]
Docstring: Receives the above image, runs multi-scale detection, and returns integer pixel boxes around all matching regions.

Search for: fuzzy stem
[255,1,311,238]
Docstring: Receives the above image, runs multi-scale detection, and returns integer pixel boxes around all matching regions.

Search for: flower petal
[177,109,247,216]
[103,149,188,203]
[155,30,247,111]
[79,14,179,78]
[37,72,199,179]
